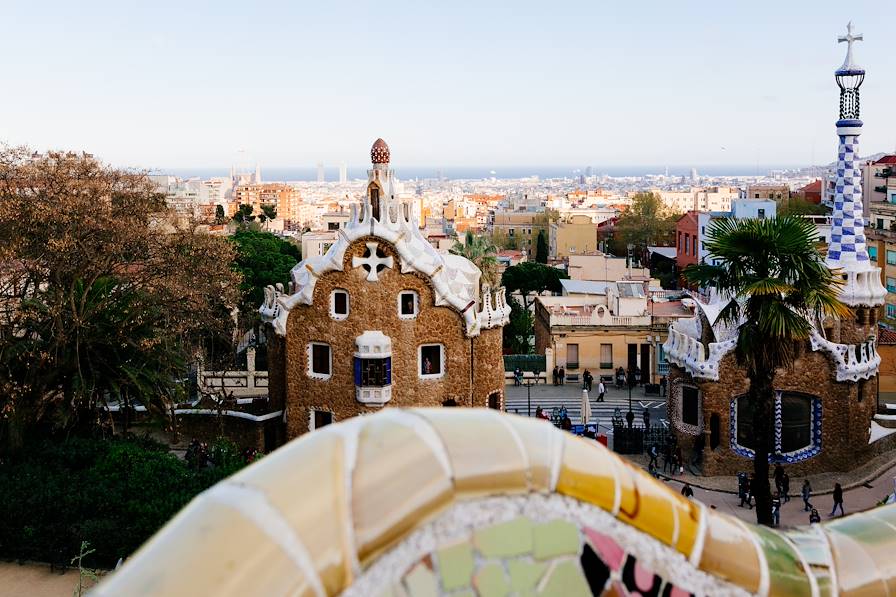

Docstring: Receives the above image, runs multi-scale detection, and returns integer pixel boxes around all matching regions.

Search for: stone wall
[173,413,278,452]
[278,237,505,437]
[671,344,879,476]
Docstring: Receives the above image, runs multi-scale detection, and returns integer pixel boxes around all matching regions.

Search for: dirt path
[0,562,104,597]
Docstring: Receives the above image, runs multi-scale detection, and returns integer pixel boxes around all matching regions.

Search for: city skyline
[1,1,895,170]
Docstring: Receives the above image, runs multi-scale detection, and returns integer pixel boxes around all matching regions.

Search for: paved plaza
[504,379,896,527]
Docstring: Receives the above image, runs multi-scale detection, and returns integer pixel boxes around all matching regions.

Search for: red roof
[874,155,896,165]
[879,327,896,345]
[799,180,822,192]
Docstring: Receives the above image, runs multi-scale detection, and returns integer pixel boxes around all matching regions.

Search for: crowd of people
[736,464,844,526]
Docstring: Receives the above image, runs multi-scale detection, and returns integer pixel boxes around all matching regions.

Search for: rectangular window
[869,246,878,261]
[684,233,689,255]
[355,357,391,387]
[311,409,333,430]
[331,290,349,318]
[887,277,896,293]
[327,221,339,230]
[566,344,579,369]
[888,250,896,266]
[419,344,444,377]
[888,304,896,318]
[877,218,884,229]
[682,386,699,426]
[599,344,612,369]
[678,232,682,251]
[310,343,331,376]
[399,291,418,318]
[692,236,697,255]
[758,208,765,219]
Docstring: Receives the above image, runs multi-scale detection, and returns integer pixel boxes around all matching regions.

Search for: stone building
[259,139,511,437]
[663,28,889,475]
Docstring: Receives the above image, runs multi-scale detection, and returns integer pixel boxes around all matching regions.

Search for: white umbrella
[581,389,592,425]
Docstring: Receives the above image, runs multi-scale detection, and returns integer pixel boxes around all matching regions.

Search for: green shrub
[0,435,251,568]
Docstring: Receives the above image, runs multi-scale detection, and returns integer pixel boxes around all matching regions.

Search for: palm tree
[450,230,499,287]
[684,216,849,526]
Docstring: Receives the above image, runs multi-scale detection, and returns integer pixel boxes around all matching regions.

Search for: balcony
[874,186,888,194]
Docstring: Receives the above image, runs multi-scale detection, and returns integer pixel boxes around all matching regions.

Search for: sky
[1,1,894,171]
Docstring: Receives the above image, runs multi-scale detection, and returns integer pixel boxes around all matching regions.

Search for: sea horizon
[156,164,814,182]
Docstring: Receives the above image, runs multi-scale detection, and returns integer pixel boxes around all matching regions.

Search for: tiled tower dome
[370,138,390,164]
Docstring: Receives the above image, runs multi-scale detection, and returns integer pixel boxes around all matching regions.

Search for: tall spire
[825,23,885,307]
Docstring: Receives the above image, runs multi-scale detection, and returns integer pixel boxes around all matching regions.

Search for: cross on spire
[838,21,863,71]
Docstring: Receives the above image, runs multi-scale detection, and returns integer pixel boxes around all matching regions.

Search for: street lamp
[523,376,537,417]
[626,365,641,428]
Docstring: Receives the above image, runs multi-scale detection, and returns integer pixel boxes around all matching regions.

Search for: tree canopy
[684,216,849,525]
[612,192,677,256]
[450,230,499,287]
[229,229,300,314]
[501,261,568,311]
[0,147,241,443]
[535,229,548,263]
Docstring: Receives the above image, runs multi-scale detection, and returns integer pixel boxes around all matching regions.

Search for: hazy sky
[1,1,894,170]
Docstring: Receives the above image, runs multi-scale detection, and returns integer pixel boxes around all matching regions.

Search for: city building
[316,162,325,183]
[861,155,896,217]
[567,253,651,282]
[663,27,887,475]
[793,179,823,204]
[261,139,511,437]
[534,281,690,385]
[745,183,790,202]
[233,183,301,222]
[548,213,598,259]
[488,210,549,252]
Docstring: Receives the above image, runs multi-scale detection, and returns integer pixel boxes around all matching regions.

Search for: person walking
[583,370,593,392]
[558,366,565,386]
[597,380,606,402]
[830,482,845,517]
[648,443,659,469]
[662,443,673,475]
[552,366,559,386]
[773,464,785,496]
[740,475,753,508]
[801,479,813,512]
[642,408,651,430]
[772,492,782,527]
[660,375,667,397]
[681,482,694,499]
[781,472,790,503]
[514,367,522,386]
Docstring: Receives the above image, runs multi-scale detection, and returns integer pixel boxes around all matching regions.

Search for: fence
[612,423,672,455]
[503,354,547,373]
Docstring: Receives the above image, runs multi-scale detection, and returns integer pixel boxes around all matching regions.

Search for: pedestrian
[691,432,705,467]
[809,508,821,524]
[559,366,565,385]
[801,479,813,512]
[660,375,667,396]
[514,367,522,386]
[740,475,752,508]
[648,443,659,469]
[616,367,625,389]
[773,463,784,496]
[583,370,592,391]
[552,366,559,386]
[781,472,790,503]
[830,482,844,517]
[642,408,651,430]
[662,443,673,474]
[561,416,572,431]
[535,406,549,420]
[597,379,606,402]
[772,492,781,527]
[675,446,684,475]
[681,482,694,499]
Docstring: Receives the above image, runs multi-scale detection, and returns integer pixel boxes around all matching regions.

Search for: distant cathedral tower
[825,22,886,308]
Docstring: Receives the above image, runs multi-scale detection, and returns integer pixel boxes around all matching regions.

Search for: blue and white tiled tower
[825,23,886,307]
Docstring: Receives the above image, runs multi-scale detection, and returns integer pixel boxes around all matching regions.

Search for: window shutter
[354,357,361,386]
[385,357,392,385]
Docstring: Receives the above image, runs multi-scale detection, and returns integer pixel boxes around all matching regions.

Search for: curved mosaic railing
[95,408,896,596]
[809,329,880,382]
[663,321,737,381]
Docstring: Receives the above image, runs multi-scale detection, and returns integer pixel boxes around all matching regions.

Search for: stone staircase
[504,394,668,436]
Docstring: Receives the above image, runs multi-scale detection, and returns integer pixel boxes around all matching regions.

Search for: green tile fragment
[474,562,510,597]
[474,517,533,557]
[532,520,580,560]
[537,559,590,596]
[403,561,438,597]
[437,541,475,591]
[508,559,548,592]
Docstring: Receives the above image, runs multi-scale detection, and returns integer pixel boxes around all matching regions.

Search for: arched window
[731,391,820,462]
